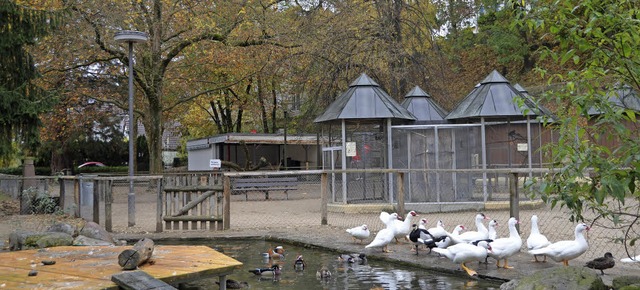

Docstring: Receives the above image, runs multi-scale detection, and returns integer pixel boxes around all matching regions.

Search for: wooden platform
[0,245,243,289]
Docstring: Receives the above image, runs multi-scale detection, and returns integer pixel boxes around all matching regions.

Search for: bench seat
[232,177,299,200]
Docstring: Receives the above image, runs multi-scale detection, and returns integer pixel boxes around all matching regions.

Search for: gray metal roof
[314,73,416,123]
[401,86,449,123]
[446,70,542,121]
[588,84,640,115]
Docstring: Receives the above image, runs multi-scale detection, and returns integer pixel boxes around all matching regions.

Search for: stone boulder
[613,276,640,290]
[47,222,78,236]
[9,231,74,250]
[500,266,608,290]
[73,235,114,246]
[78,221,115,244]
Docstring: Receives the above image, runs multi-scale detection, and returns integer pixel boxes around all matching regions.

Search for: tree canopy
[0,1,60,165]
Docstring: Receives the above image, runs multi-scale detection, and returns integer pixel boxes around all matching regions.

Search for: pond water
[162,239,502,290]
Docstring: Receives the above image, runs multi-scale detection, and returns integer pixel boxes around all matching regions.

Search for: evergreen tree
[0,1,60,165]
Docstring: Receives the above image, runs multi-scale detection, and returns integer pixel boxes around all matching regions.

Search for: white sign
[210,159,222,169]
[345,142,357,157]
[517,143,528,152]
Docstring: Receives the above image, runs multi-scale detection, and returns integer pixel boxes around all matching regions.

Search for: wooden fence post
[156,177,164,233]
[105,179,113,232]
[223,176,231,230]
[396,172,405,217]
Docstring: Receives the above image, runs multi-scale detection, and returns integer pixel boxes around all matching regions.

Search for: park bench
[231,176,299,201]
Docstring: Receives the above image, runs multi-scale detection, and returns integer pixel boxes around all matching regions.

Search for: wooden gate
[158,185,226,231]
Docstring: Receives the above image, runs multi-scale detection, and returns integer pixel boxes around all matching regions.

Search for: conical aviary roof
[514,83,555,119]
[401,86,448,123]
[588,84,640,115]
[446,70,543,121]
[314,73,416,123]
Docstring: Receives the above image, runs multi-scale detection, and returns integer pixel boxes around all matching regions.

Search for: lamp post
[115,30,148,227]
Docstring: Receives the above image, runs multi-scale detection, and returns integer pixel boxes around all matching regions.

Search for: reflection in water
[166,239,502,290]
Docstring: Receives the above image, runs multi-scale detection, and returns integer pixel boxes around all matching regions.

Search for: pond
[161,238,503,290]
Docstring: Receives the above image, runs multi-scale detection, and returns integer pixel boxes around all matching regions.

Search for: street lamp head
[114,30,149,43]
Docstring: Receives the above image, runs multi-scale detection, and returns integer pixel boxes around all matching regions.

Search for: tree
[37,1,279,174]
[523,0,640,258]
[0,1,59,165]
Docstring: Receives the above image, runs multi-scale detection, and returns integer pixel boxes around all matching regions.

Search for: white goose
[433,240,492,277]
[393,211,418,243]
[475,213,490,236]
[488,217,522,269]
[436,224,465,249]
[526,215,551,262]
[346,224,370,244]
[528,223,590,266]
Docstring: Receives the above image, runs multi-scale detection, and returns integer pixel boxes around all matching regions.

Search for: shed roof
[314,73,416,123]
[588,84,640,115]
[446,70,542,121]
[401,86,449,123]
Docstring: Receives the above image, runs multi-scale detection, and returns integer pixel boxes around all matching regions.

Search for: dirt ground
[1,189,639,287]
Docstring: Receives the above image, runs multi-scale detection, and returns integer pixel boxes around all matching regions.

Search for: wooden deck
[0,245,243,289]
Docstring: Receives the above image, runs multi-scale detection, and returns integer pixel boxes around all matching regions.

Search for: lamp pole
[115,30,148,227]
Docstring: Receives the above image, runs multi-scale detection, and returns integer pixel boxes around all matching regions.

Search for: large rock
[73,235,114,246]
[613,276,640,290]
[500,266,608,290]
[36,232,74,248]
[78,221,115,244]
[47,222,78,236]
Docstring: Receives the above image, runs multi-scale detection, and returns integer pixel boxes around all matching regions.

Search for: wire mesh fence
[1,169,638,262]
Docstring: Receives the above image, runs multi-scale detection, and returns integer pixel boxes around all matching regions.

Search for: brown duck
[585,252,615,275]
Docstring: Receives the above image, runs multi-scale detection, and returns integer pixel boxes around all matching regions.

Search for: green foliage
[522,0,640,256]
[0,2,60,162]
[21,188,60,215]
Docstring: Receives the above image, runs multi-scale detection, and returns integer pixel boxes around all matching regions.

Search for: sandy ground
[1,187,639,287]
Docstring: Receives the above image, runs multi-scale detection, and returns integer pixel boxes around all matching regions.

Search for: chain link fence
[1,170,638,262]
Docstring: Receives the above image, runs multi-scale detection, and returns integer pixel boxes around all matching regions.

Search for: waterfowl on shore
[585,252,615,275]
[409,224,446,255]
[436,224,465,249]
[427,220,448,239]
[526,215,551,262]
[528,223,590,266]
[366,212,398,253]
[488,219,498,240]
[433,240,492,277]
[346,224,370,244]
[393,211,418,243]
[487,217,522,269]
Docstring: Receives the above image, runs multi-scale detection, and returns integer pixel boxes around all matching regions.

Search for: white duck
[488,219,498,240]
[447,214,490,244]
[487,217,522,269]
[427,220,448,239]
[526,215,551,262]
[346,224,370,244]
[393,211,418,243]
[365,212,398,253]
[475,213,490,236]
[436,224,465,249]
[433,240,492,277]
[528,223,590,266]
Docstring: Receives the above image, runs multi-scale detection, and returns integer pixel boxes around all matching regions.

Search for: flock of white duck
[346,212,603,277]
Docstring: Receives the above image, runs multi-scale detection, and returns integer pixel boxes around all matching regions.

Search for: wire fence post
[321,172,328,225]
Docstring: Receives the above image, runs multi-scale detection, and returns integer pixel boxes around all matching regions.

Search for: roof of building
[401,86,449,123]
[314,73,416,123]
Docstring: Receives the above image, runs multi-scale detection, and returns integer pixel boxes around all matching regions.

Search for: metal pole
[127,41,136,227]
